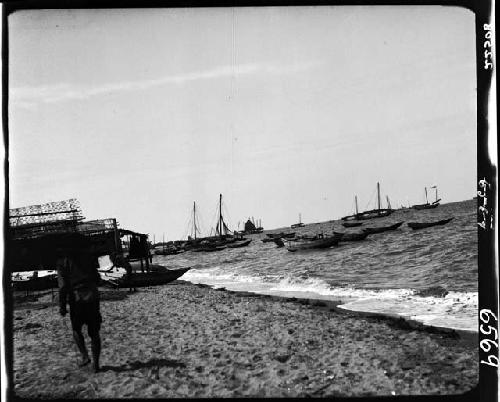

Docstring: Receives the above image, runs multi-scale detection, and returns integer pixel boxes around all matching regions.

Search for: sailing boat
[201,194,251,250]
[411,186,441,210]
[291,213,305,228]
[341,182,394,221]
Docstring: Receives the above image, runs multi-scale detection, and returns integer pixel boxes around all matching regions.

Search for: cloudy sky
[8,7,476,240]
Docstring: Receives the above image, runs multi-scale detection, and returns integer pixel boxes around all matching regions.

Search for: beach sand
[12,281,478,398]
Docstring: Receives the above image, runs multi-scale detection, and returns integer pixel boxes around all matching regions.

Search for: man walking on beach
[56,233,102,373]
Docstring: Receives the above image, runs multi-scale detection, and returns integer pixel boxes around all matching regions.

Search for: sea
[154,199,478,333]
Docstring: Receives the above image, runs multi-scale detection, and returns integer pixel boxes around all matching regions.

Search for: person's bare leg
[88,327,101,373]
[72,329,90,366]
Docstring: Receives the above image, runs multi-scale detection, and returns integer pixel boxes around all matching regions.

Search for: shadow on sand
[100,358,186,373]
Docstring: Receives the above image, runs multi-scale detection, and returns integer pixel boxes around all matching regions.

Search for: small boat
[411,186,441,210]
[333,231,369,241]
[342,221,363,228]
[362,221,404,235]
[291,213,305,228]
[101,266,191,288]
[226,239,252,248]
[407,217,454,230]
[285,233,343,252]
[12,271,58,291]
[342,183,394,221]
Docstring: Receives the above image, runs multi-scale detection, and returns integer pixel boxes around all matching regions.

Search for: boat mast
[435,186,438,202]
[377,182,381,211]
[299,213,302,224]
[193,202,197,240]
[425,187,428,204]
[219,194,223,238]
[386,195,392,210]
[355,195,359,215]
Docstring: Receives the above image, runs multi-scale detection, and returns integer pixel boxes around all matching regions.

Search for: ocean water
[154,199,478,333]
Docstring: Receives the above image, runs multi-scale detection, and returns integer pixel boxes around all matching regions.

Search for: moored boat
[285,233,343,252]
[407,217,454,230]
[291,213,305,228]
[362,221,404,235]
[411,186,441,210]
[342,183,394,221]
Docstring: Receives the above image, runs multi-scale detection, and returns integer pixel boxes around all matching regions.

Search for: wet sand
[12,281,478,398]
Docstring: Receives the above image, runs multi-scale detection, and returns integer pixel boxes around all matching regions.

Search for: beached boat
[333,231,369,242]
[291,214,305,228]
[407,218,454,230]
[12,271,58,291]
[341,183,394,221]
[411,186,441,210]
[362,221,404,235]
[101,266,190,288]
[342,221,363,228]
[285,233,343,252]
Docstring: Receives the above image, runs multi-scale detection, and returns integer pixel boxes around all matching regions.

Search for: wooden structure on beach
[8,198,159,291]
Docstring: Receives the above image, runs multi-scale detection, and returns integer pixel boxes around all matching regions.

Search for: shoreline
[203,282,478,348]
[12,280,478,398]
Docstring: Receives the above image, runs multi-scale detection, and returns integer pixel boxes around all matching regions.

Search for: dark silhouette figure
[56,234,102,373]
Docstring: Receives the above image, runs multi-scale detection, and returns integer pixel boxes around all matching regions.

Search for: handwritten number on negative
[480,324,499,340]
[480,309,497,323]
[480,309,499,368]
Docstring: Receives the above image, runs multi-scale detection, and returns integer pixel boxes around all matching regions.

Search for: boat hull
[407,218,453,230]
[12,275,58,292]
[286,235,341,252]
[341,209,393,221]
[411,203,440,210]
[103,267,190,288]
[362,221,404,235]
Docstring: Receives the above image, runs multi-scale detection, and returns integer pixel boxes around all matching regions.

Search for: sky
[7,6,477,241]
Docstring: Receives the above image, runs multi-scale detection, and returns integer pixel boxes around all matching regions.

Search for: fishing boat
[285,233,343,252]
[11,271,58,291]
[154,235,184,255]
[362,221,404,235]
[100,265,191,288]
[407,217,454,230]
[341,183,394,221]
[333,231,369,242]
[241,218,264,234]
[291,213,305,228]
[342,221,363,228]
[411,186,441,210]
[187,195,244,251]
